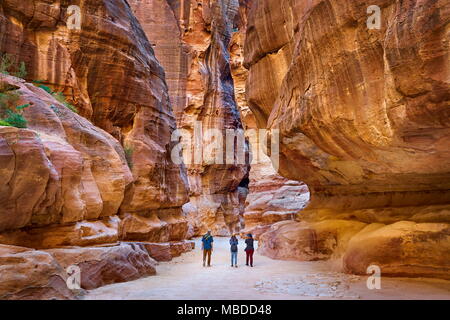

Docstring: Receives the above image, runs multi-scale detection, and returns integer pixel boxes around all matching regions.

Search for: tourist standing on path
[245,233,254,267]
[201,231,214,267]
[230,234,239,267]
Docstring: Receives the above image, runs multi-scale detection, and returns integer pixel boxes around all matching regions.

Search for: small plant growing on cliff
[124,146,134,169]
[2,108,28,128]
[0,53,14,75]
[14,61,27,78]
[0,91,20,110]
[0,119,11,126]
[0,82,31,128]
[33,81,79,113]
[53,92,78,113]
[36,83,53,94]
[0,53,27,79]
[0,104,30,128]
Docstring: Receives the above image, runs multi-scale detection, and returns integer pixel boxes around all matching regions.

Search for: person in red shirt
[245,233,254,267]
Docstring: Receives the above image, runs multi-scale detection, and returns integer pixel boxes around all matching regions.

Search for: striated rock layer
[241,155,310,239]
[245,0,450,279]
[229,1,310,239]
[238,104,310,239]
[46,243,157,290]
[129,0,249,236]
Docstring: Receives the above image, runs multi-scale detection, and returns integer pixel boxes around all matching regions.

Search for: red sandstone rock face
[129,0,249,236]
[169,240,196,258]
[0,245,74,300]
[242,159,310,239]
[258,220,450,281]
[0,216,120,249]
[46,243,157,290]
[238,110,310,239]
[141,243,173,262]
[0,0,190,242]
[0,0,194,298]
[0,75,131,239]
[343,222,450,280]
[258,220,367,261]
[124,240,195,262]
[244,0,450,278]
[245,0,450,211]
[0,75,162,296]
[229,0,310,239]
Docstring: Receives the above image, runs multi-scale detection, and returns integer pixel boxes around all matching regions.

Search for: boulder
[0,245,74,300]
[343,221,450,280]
[46,243,157,290]
[258,220,367,261]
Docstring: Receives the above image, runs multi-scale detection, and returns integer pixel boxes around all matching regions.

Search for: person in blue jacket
[230,234,239,267]
[201,230,214,267]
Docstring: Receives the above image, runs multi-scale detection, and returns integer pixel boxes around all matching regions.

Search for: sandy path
[84,237,450,300]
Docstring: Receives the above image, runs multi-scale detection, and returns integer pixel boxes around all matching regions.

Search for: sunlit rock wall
[0,0,193,297]
[244,0,450,279]
[0,0,190,244]
[129,0,249,236]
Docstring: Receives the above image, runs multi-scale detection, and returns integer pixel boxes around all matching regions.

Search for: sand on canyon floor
[84,237,450,300]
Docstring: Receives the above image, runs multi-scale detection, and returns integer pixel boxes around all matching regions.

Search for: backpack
[230,238,238,252]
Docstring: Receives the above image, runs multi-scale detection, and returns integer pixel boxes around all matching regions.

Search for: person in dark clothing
[201,231,214,267]
[245,233,254,267]
[230,234,239,267]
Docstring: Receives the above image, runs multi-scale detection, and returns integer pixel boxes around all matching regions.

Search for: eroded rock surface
[0,0,190,243]
[124,240,195,262]
[245,0,450,211]
[258,220,367,261]
[129,0,249,236]
[343,222,450,280]
[229,1,310,239]
[0,0,193,298]
[0,245,74,300]
[47,243,157,290]
[239,112,310,239]
[244,0,450,278]
[0,75,131,238]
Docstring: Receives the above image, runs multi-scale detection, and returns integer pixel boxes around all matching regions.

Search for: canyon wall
[0,0,191,243]
[129,0,249,236]
[229,0,310,238]
[237,100,310,239]
[244,0,450,279]
[0,0,194,298]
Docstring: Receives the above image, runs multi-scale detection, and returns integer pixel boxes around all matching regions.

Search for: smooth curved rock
[0,75,131,235]
[244,0,450,211]
[243,0,450,278]
[46,244,157,290]
[258,220,367,261]
[0,245,74,300]
[0,0,190,243]
[343,221,450,280]
[0,216,120,249]
[129,0,250,236]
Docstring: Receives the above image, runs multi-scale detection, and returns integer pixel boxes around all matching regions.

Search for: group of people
[201,231,255,268]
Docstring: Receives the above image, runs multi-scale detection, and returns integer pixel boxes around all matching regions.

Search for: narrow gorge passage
[84,238,450,300]
[0,0,449,302]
